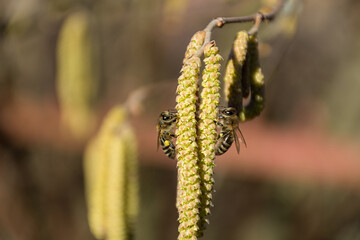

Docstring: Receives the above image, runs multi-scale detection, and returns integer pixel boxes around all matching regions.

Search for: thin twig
[248,13,263,36]
[218,0,284,27]
[192,0,284,58]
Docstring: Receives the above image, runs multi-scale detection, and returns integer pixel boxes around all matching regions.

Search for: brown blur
[1,0,360,239]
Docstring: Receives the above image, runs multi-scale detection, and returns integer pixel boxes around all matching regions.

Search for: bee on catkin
[157,110,178,159]
[215,107,246,156]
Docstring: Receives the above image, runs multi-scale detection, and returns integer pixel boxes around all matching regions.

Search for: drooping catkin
[176,57,202,240]
[57,10,99,140]
[224,31,249,114]
[84,106,139,240]
[238,34,265,122]
[84,106,126,239]
[175,31,205,240]
[123,127,139,236]
[184,31,206,61]
[84,137,106,239]
[197,41,221,235]
[106,130,127,240]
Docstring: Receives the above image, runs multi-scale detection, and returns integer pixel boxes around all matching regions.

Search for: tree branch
[192,0,285,58]
[217,0,284,27]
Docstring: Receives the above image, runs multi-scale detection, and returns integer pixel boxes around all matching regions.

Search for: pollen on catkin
[223,31,249,114]
[176,30,205,240]
[176,31,206,240]
[238,34,265,122]
[56,10,99,140]
[184,31,206,61]
[176,56,202,240]
[197,41,222,236]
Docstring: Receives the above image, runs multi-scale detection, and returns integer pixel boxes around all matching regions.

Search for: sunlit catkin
[57,11,99,140]
[184,31,206,61]
[224,31,249,114]
[175,31,205,240]
[239,34,265,122]
[176,56,202,240]
[197,41,221,235]
[84,106,139,240]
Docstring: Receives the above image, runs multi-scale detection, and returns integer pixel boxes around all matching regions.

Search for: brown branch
[192,0,285,58]
[217,0,285,27]
[248,13,263,36]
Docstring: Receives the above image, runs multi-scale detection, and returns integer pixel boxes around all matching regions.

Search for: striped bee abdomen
[157,110,178,159]
[215,130,234,156]
[159,132,176,159]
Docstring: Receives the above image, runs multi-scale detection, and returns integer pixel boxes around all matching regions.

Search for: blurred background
[1,0,360,239]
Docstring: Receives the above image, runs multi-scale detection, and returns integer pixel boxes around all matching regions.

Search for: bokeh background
[1,0,360,239]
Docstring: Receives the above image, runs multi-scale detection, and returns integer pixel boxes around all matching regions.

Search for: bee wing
[234,126,247,150]
[233,130,241,154]
[157,128,161,151]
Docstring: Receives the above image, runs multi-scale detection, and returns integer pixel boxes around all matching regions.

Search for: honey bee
[157,110,178,159]
[215,107,246,155]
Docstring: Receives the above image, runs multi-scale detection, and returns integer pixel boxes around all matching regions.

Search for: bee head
[221,107,237,116]
[159,110,178,129]
[161,112,170,121]
[217,107,239,128]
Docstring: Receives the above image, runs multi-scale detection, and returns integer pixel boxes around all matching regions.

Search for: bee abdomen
[160,135,176,159]
[215,131,234,156]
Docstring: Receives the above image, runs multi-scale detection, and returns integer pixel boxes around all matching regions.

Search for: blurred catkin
[163,0,190,27]
[84,137,106,239]
[239,34,265,122]
[175,31,205,240]
[224,31,249,114]
[84,106,139,240]
[106,131,127,240]
[197,41,221,235]
[57,10,99,140]
[123,126,139,236]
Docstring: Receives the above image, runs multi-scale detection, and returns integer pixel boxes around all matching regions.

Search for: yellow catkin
[223,31,249,114]
[184,31,206,61]
[84,106,126,239]
[84,137,107,239]
[84,106,140,240]
[176,31,205,240]
[176,57,202,240]
[197,41,222,236]
[239,34,265,122]
[56,10,99,140]
[123,127,139,237]
[106,129,127,240]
